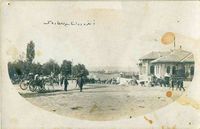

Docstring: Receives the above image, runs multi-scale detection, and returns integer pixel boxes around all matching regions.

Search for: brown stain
[161,32,175,45]
[176,96,200,110]
[144,116,153,124]
[166,91,173,98]
[161,125,176,129]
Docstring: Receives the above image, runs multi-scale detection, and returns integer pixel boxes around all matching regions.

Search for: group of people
[21,72,85,92]
[87,78,119,85]
[61,76,84,92]
[22,71,186,92]
[150,72,185,91]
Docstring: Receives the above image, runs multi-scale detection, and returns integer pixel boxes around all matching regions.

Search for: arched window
[150,65,155,74]
[190,66,194,76]
[172,66,176,75]
[166,66,170,74]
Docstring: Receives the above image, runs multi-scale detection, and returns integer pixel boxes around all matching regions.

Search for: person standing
[171,75,176,90]
[176,68,185,91]
[60,75,64,87]
[177,77,185,91]
[164,72,170,87]
[64,77,69,91]
[76,76,84,92]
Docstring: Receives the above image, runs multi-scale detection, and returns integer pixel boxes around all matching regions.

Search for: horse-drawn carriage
[19,74,60,92]
[19,76,46,92]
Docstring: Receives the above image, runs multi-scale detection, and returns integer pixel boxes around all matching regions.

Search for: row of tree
[8,41,89,82]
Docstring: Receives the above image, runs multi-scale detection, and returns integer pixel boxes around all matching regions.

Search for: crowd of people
[16,70,187,92]
[149,72,185,91]
[85,72,186,92]
[62,76,84,92]
[17,72,85,92]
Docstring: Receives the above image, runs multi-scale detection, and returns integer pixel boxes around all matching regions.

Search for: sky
[2,1,200,71]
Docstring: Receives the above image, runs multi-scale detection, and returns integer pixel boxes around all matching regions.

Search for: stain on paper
[144,116,153,124]
[176,96,200,110]
[166,91,173,98]
[161,32,175,45]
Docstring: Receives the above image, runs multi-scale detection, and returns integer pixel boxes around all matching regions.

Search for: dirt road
[18,82,187,121]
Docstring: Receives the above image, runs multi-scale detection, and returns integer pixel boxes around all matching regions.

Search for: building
[138,47,194,81]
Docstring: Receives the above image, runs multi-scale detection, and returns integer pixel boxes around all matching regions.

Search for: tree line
[8,41,89,83]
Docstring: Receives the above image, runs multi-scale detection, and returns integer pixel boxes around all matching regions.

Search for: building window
[150,65,155,75]
[167,66,170,74]
[172,66,176,75]
[190,66,194,76]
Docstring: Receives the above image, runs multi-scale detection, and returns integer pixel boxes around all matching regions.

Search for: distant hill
[87,66,136,72]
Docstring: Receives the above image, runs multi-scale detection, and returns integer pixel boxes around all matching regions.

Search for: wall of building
[138,60,155,80]
[153,63,194,80]
[184,63,195,80]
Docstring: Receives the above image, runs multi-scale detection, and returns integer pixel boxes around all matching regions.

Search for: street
[17,81,188,121]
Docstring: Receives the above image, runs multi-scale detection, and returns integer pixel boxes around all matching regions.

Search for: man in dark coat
[64,77,69,91]
[177,77,185,91]
[176,68,185,91]
[76,76,84,92]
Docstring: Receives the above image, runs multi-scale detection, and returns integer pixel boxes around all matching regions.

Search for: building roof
[151,49,194,63]
[181,53,194,62]
[139,51,170,60]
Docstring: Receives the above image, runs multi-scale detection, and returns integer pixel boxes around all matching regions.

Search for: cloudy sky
[2,1,200,71]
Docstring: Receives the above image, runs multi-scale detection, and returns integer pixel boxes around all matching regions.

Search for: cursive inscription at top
[43,20,95,27]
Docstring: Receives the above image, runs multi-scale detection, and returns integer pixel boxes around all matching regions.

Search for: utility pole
[174,36,176,49]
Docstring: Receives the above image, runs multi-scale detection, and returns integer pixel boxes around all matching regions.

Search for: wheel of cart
[24,79,37,92]
[29,84,37,92]
[19,80,29,90]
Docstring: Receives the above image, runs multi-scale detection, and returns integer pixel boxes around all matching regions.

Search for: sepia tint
[2,1,200,128]
[7,34,195,120]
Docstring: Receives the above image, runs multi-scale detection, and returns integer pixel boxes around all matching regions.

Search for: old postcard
[1,1,200,129]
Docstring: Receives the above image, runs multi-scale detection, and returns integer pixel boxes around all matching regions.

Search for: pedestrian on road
[64,77,69,91]
[76,76,84,92]
[171,75,176,90]
[164,72,170,87]
[177,78,185,91]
